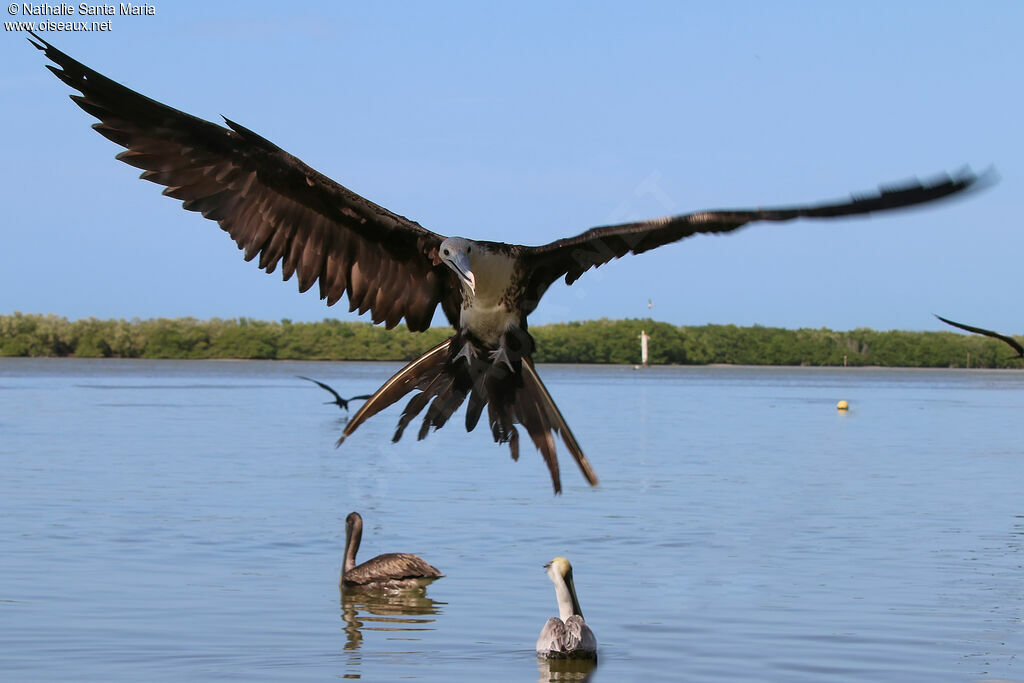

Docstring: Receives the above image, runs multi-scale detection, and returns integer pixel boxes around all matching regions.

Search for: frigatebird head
[438,237,476,294]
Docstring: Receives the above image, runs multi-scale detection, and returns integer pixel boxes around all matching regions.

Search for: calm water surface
[1,359,1023,681]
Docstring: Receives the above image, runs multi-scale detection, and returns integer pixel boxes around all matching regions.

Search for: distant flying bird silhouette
[935,315,1024,359]
[297,376,372,411]
[31,32,990,493]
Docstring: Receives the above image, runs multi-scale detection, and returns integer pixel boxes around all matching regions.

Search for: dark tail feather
[338,339,451,446]
[467,354,511,433]
[338,333,599,495]
[516,394,563,493]
[517,358,599,493]
[465,381,487,432]
[418,380,466,439]
[339,335,471,445]
[486,398,518,454]
[393,375,443,441]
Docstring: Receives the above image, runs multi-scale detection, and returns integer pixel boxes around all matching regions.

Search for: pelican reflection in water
[537,557,597,660]
[341,511,442,592]
[340,588,442,652]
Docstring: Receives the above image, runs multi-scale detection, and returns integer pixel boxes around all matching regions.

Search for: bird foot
[488,345,515,373]
[454,341,477,366]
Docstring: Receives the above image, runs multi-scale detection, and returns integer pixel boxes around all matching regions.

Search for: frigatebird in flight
[935,315,1023,359]
[31,33,987,492]
[297,376,371,411]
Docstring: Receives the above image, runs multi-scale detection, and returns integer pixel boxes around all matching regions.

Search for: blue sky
[2,2,1020,332]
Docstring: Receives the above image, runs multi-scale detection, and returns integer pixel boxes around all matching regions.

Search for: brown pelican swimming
[537,557,597,659]
[341,512,442,592]
[31,33,988,492]
[297,376,371,411]
[935,315,1024,359]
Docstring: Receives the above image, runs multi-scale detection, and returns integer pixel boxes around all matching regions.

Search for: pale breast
[460,249,523,345]
[459,303,518,345]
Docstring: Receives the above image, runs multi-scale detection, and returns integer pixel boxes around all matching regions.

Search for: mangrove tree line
[1,313,1020,368]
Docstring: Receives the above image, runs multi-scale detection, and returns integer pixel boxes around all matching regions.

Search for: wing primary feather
[935,314,1024,357]
[30,31,448,333]
[339,339,452,446]
[524,168,989,293]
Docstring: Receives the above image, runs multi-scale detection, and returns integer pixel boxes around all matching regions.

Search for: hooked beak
[449,252,476,294]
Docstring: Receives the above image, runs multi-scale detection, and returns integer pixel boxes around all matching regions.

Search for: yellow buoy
[836,400,849,411]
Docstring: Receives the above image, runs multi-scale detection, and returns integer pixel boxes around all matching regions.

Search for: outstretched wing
[31,33,451,331]
[523,170,985,300]
[935,315,1024,357]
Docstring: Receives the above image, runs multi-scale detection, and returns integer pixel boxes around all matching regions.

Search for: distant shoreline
[2,313,1021,369]
[4,357,1019,374]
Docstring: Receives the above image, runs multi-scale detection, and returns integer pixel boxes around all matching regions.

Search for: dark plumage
[341,512,442,592]
[935,315,1024,359]
[296,376,371,411]
[32,33,988,492]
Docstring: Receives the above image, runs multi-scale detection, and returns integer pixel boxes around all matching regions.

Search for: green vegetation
[1,313,1020,368]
